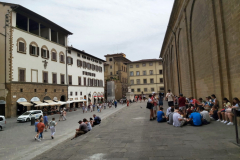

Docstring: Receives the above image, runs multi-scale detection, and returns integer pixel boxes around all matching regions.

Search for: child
[82,105,85,114]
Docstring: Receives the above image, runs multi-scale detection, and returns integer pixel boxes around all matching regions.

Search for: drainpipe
[66,38,69,102]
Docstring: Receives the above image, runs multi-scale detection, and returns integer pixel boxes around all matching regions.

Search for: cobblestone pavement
[32,101,240,160]
[0,104,127,160]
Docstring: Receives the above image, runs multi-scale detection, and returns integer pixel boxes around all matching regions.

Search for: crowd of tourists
[147,90,240,127]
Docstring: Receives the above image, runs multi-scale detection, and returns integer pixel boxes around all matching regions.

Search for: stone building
[104,53,131,100]
[160,0,240,107]
[126,59,164,96]
[0,2,72,117]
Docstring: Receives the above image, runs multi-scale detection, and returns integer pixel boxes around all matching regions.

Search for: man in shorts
[178,93,186,117]
[151,92,158,119]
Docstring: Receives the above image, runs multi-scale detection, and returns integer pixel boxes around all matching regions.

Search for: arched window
[51,48,57,62]
[16,37,27,54]
[41,45,49,59]
[29,41,39,56]
[59,52,65,64]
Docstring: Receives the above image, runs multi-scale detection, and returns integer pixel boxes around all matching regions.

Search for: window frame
[42,71,48,83]
[68,75,72,85]
[18,67,26,82]
[60,74,65,84]
[52,72,57,84]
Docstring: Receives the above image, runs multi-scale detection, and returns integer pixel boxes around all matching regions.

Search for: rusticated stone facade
[160,0,240,108]
[5,83,67,117]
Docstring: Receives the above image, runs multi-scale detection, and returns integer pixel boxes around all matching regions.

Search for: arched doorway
[0,100,6,116]
[16,98,28,115]
[43,96,51,101]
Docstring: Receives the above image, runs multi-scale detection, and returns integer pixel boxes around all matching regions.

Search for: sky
[5,0,174,61]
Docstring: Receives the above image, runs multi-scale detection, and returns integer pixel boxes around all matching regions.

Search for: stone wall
[160,0,240,108]
[5,82,68,117]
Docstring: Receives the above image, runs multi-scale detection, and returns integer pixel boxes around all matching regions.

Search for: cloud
[6,0,173,60]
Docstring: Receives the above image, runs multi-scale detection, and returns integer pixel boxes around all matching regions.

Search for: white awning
[44,100,61,106]
[73,100,86,102]
[94,97,98,99]
[57,101,67,105]
[18,101,33,107]
[33,101,49,107]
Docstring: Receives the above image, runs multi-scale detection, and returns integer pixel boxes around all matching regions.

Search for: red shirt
[151,97,157,106]
[178,97,186,107]
[192,99,200,105]
[37,122,45,133]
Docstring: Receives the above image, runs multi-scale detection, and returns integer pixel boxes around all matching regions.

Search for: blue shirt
[43,116,48,123]
[157,111,165,122]
[35,122,39,132]
[189,112,202,126]
[94,116,101,124]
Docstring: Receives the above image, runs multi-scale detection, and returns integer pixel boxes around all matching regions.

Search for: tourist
[151,92,158,118]
[127,99,129,107]
[210,94,219,109]
[93,103,95,111]
[204,96,213,111]
[178,93,186,117]
[157,107,167,122]
[209,106,218,121]
[173,108,186,127]
[165,89,174,108]
[167,108,174,125]
[200,107,210,124]
[59,108,63,121]
[37,119,45,141]
[89,118,94,127]
[158,92,164,110]
[114,100,117,108]
[90,103,93,112]
[93,114,101,125]
[49,118,57,139]
[147,94,154,121]
[84,118,92,131]
[85,105,88,113]
[71,120,88,140]
[63,109,67,120]
[187,110,203,126]
[43,113,48,132]
[34,119,39,140]
[217,98,231,122]
[82,105,85,114]
[225,97,240,125]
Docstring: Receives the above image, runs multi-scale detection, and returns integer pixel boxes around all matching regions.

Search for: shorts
[168,101,174,107]
[179,106,186,111]
[159,101,163,106]
[44,122,48,126]
[153,106,157,111]
[221,109,225,112]
[76,130,85,135]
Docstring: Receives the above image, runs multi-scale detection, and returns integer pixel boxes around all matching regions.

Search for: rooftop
[69,47,106,62]
[126,58,162,64]
[1,2,72,35]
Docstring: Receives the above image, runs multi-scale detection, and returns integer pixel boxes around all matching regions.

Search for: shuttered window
[68,75,72,85]
[29,45,38,56]
[67,57,73,65]
[52,52,57,61]
[19,42,25,52]
[19,69,25,82]
[61,75,65,84]
[43,72,48,83]
[60,55,64,63]
[78,77,81,85]
[84,77,86,86]
[52,73,57,84]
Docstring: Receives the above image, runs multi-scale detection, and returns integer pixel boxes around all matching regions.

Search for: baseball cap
[179,93,183,96]
[152,92,155,95]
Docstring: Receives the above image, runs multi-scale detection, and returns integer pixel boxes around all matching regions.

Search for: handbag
[226,108,232,113]
[146,102,152,109]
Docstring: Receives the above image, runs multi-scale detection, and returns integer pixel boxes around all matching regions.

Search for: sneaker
[221,120,225,123]
[34,137,36,140]
[217,119,221,122]
[150,119,153,121]
[227,122,233,125]
[37,138,41,142]
[224,121,228,124]
[51,136,53,139]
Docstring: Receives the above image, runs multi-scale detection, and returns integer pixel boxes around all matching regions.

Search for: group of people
[71,114,101,140]
[34,114,57,141]
[82,101,118,113]
[147,89,240,127]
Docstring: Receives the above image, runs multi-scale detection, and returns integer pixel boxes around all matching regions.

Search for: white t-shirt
[173,112,182,127]
[148,98,152,103]
[166,107,172,116]
[200,110,210,122]
[166,93,174,102]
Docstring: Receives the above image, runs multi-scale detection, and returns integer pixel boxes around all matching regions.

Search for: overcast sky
[6,0,173,61]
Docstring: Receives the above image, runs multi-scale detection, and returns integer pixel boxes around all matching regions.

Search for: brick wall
[160,0,240,108]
